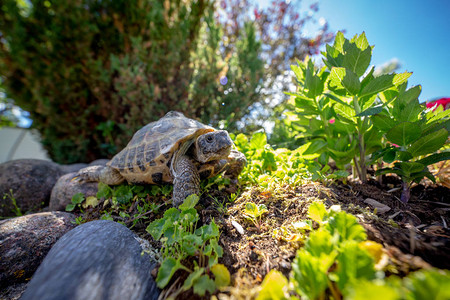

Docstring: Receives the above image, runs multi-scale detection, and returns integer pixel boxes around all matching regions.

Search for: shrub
[0,0,330,163]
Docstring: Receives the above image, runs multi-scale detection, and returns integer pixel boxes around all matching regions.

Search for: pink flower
[426,97,450,111]
[392,143,399,148]
[254,8,261,20]
[329,119,335,124]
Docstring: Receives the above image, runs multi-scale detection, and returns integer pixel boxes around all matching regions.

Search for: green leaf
[179,194,199,211]
[356,105,383,117]
[416,151,450,166]
[346,280,401,300]
[195,219,220,240]
[65,203,76,212]
[335,103,356,123]
[342,40,372,77]
[250,132,267,150]
[182,267,205,291]
[305,59,324,98]
[257,270,288,300]
[113,185,133,204]
[398,100,423,122]
[96,182,112,199]
[303,139,327,155]
[408,128,448,157]
[326,212,367,242]
[405,269,450,300]
[383,149,397,163]
[329,67,361,95]
[146,218,166,240]
[334,31,345,53]
[305,229,335,257]
[181,234,203,255]
[396,162,425,175]
[210,264,231,288]
[334,241,376,292]
[360,72,411,98]
[156,258,183,288]
[372,115,395,133]
[386,122,422,147]
[308,202,328,223]
[193,275,216,296]
[354,32,370,51]
[71,192,85,205]
[393,72,412,86]
[291,250,329,299]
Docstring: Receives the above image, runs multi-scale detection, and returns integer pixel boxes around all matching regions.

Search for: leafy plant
[66,192,86,212]
[146,194,229,296]
[242,202,268,231]
[233,132,326,188]
[371,97,449,202]
[286,32,420,182]
[256,202,450,299]
[2,189,22,216]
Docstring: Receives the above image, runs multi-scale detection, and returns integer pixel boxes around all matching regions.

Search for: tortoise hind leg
[172,155,200,207]
[76,165,125,185]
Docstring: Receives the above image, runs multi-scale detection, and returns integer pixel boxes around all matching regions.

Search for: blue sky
[294,0,450,102]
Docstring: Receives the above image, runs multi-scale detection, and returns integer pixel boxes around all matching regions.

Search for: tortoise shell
[107,111,214,184]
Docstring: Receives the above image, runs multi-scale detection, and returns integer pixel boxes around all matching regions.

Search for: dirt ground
[191,175,450,297]
[74,173,450,299]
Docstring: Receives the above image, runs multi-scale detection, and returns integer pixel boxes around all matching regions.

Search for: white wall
[0,127,50,163]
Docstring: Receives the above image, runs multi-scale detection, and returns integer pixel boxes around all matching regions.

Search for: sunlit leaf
[257,270,288,300]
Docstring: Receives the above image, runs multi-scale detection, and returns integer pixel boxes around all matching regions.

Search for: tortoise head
[194,130,232,163]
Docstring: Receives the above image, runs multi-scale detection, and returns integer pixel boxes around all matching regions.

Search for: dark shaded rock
[59,163,88,174]
[0,159,65,216]
[0,282,27,300]
[50,172,99,211]
[0,212,77,288]
[59,159,109,174]
[89,159,109,166]
[21,220,159,300]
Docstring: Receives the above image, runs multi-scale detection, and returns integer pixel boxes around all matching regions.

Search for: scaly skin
[76,165,124,185]
[172,155,200,207]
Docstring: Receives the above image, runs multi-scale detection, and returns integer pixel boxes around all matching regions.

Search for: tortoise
[76,111,246,206]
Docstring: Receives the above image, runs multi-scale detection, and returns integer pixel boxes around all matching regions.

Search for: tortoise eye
[206,135,213,143]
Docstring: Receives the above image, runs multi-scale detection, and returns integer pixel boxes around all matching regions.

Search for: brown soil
[195,175,450,296]
[80,175,450,298]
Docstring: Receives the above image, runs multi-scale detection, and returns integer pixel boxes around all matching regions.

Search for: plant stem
[400,181,411,203]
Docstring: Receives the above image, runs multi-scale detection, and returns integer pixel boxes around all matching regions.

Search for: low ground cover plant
[256,202,450,300]
[146,194,229,297]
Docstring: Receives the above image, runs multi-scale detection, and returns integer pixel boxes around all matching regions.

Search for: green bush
[0,0,329,163]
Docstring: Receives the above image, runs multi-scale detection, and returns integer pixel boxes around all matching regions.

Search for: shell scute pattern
[107,111,214,184]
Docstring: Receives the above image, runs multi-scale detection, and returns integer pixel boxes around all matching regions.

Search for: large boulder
[60,159,109,175]
[0,212,77,288]
[50,172,99,211]
[21,220,160,300]
[0,159,64,216]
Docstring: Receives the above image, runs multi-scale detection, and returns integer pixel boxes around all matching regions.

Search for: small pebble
[231,220,245,235]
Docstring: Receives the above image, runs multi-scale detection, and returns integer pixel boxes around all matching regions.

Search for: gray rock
[0,212,77,288]
[21,220,160,300]
[0,159,65,216]
[0,282,27,300]
[50,172,99,211]
[60,159,109,174]
[60,163,88,174]
[89,159,110,166]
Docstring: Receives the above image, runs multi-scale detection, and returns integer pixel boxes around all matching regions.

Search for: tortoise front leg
[172,155,200,207]
[222,149,247,184]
